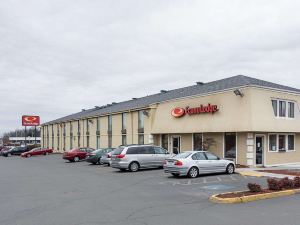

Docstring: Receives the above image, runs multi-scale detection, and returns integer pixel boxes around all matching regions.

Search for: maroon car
[21,147,53,158]
[62,147,95,162]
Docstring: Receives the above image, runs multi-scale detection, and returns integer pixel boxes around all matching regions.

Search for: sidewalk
[236,167,300,179]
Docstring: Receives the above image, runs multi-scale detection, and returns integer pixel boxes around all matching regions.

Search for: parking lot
[1,155,300,225]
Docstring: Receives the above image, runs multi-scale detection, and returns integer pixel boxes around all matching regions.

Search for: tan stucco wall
[151,88,253,133]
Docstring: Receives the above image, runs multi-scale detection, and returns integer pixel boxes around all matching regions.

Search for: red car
[21,147,53,157]
[62,147,95,162]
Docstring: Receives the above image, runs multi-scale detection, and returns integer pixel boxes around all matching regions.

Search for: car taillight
[116,154,125,159]
[175,160,183,166]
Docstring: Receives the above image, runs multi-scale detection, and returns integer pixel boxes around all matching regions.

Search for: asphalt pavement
[0,155,299,225]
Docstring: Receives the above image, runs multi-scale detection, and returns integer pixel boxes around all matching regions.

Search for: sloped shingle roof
[43,75,300,125]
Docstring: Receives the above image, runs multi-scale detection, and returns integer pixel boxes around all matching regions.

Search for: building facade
[41,75,300,167]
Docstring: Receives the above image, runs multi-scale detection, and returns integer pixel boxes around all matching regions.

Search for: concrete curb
[210,189,298,204]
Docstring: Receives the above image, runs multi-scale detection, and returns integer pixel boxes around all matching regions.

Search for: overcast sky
[1,0,300,135]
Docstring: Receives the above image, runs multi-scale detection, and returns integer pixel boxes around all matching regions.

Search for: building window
[96,117,100,149]
[63,123,66,151]
[224,133,236,159]
[138,134,144,145]
[272,99,295,118]
[161,134,168,150]
[288,135,295,150]
[138,111,144,145]
[51,125,54,148]
[279,101,286,117]
[96,136,100,149]
[70,122,73,149]
[77,120,80,147]
[122,135,127,146]
[269,134,277,151]
[272,100,278,117]
[193,133,203,150]
[97,117,100,131]
[47,126,49,148]
[57,125,60,150]
[86,137,89,147]
[108,115,112,148]
[138,111,144,130]
[268,134,295,152]
[122,113,126,130]
[108,135,112,148]
[86,119,89,132]
[108,115,112,131]
[288,102,295,118]
[278,135,286,151]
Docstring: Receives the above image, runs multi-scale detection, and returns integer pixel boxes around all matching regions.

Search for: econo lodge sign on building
[22,115,40,126]
[171,104,219,118]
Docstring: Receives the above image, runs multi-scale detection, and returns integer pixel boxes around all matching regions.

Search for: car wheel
[27,154,31,158]
[129,162,140,172]
[171,173,180,177]
[7,153,11,157]
[98,158,103,165]
[188,167,199,178]
[226,164,235,174]
[92,162,97,165]
[74,156,80,162]
[45,152,49,155]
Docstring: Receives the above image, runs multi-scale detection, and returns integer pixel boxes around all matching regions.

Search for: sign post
[22,115,40,146]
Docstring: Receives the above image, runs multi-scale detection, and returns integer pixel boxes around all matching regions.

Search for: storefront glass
[224,133,236,159]
[193,133,203,150]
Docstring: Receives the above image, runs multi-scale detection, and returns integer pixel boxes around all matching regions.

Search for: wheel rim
[228,165,234,174]
[189,168,198,178]
[74,157,79,162]
[131,163,138,171]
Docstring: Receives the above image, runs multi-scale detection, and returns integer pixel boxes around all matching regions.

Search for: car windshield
[173,152,192,159]
[112,147,124,155]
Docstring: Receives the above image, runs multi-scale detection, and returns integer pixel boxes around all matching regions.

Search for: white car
[164,151,235,178]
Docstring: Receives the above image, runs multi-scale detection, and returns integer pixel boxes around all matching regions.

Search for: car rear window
[112,147,125,155]
[173,152,192,159]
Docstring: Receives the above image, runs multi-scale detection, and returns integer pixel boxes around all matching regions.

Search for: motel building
[41,75,300,167]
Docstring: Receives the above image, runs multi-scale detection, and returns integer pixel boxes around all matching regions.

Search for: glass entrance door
[256,136,264,165]
[172,136,181,154]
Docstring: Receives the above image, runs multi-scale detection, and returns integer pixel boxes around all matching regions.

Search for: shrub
[294,177,300,188]
[267,178,281,191]
[278,177,294,189]
[247,183,262,192]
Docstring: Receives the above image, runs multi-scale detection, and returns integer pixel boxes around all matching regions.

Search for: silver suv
[111,145,170,172]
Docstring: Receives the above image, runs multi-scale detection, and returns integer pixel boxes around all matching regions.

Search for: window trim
[268,133,296,152]
[271,98,296,119]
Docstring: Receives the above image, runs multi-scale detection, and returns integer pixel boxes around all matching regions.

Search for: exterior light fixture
[234,89,244,97]
[143,110,150,117]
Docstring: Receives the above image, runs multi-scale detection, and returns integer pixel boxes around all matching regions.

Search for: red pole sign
[22,115,40,126]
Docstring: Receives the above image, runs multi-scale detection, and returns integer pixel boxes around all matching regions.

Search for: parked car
[2,146,29,157]
[111,145,170,172]
[86,148,114,165]
[62,147,95,162]
[164,151,235,178]
[21,147,53,158]
[0,146,13,156]
[100,149,116,166]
